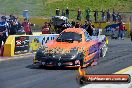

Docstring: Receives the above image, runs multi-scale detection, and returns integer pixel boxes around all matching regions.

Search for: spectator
[117,13,122,22]
[56,8,60,16]
[65,7,69,18]
[16,18,22,32]
[41,22,50,34]
[0,16,8,50]
[118,21,126,40]
[71,20,76,27]
[22,18,33,35]
[77,8,82,21]
[94,9,98,22]
[101,10,105,22]
[106,9,111,22]
[86,21,94,36]
[75,22,80,28]
[9,14,15,21]
[112,10,116,22]
[86,7,90,21]
[8,18,18,35]
[82,20,89,29]
[61,9,65,16]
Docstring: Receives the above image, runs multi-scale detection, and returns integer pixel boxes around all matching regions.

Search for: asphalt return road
[0,38,132,88]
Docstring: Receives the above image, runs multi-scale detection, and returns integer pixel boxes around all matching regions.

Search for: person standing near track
[8,18,18,35]
[118,21,126,40]
[22,18,33,35]
[106,9,111,22]
[101,10,105,22]
[56,8,60,16]
[75,22,81,28]
[0,16,9,54]
[41,22,50,34]
[61,9,65,16]
[65,7,69,18]
[86,21,94,36]
[77,8,82,21]
[86,7,90,21]
[112,10,116,22]
[94,9,98,22]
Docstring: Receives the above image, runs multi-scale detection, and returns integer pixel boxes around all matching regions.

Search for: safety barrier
[3,34,59,57]
[18,17,50,25]
[92,22,130,30]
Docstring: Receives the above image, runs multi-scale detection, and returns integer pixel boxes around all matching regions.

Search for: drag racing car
[33,28,108,68]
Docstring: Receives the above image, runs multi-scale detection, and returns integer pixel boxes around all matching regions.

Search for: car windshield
[56,32,82,42]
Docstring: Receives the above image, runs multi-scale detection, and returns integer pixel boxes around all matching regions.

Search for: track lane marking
[0,53,34,62]
[114,66,132,74]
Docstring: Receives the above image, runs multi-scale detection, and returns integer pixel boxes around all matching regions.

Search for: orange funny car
[34,28,108,68]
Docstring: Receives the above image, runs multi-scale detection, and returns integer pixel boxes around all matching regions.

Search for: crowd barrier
[18,17,50,25]
[3,34,59,57]
[93,22,130,30]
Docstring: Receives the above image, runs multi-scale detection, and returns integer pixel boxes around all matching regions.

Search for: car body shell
[34,28,108,67]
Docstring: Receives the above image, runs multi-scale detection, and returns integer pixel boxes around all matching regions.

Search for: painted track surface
[0,38,132,88]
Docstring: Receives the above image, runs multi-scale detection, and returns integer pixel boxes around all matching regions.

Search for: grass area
[0,0,132,19]
[0,0,131,32]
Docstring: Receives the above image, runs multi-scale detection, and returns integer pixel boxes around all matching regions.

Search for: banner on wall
[29,35,58,52]
[14,34,59,55]
[15,36,29,55]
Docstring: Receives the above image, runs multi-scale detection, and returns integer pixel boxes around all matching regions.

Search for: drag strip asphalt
[0,38,132,88]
